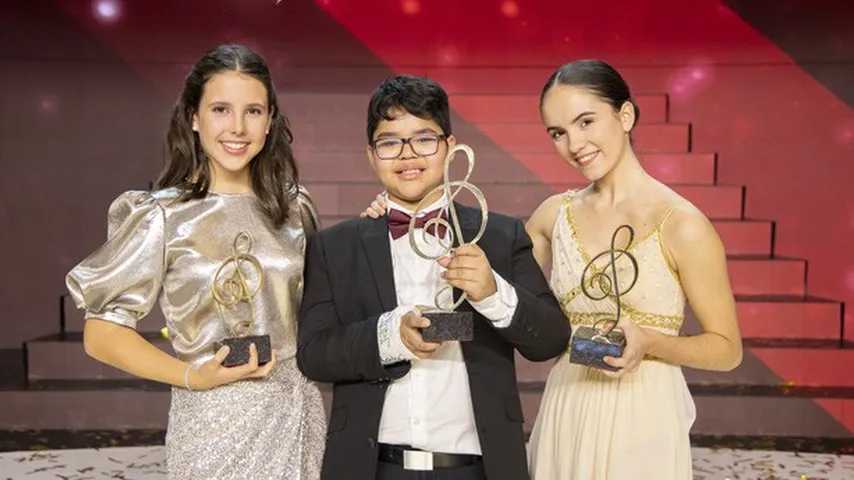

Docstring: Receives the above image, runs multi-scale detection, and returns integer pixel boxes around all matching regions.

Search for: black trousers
[376,461,486,480]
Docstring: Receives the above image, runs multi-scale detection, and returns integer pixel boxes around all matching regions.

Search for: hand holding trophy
[211,231,272,367]
[408,144,488,342]
[569,225,639,371]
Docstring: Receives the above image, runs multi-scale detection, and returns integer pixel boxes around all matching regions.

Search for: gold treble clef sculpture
[569,224,639,371]
[580,224,639,340]
[212,231,264,336]
[211,231,272,367]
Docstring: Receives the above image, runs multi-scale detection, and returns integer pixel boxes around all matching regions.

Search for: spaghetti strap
[657,206,676,232]
[656,206,680,281]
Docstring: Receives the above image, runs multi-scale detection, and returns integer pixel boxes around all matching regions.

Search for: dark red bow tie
[387,208,448,240]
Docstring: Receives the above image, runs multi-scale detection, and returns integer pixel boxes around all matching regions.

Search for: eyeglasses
[371,133,447,160]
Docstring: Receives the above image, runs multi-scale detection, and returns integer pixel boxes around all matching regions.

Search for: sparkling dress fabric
[67,187,325,479]
[528,190,695,480]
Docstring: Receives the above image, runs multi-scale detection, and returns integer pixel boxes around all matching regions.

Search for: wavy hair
[157,44,299,228]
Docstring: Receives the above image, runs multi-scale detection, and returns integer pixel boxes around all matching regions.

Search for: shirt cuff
[468,271,518,329]
[377,305,419,365]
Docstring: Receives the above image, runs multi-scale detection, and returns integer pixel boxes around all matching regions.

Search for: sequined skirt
[165,357,326,479]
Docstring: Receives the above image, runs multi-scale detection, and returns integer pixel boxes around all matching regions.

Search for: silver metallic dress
[67,187,326,479]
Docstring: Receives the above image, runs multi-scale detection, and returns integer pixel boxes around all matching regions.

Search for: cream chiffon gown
[528,191,695,480]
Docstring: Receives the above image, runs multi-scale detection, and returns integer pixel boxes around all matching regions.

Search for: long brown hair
[157,44,299,228]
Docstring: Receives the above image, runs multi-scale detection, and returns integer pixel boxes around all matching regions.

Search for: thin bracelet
[184,364,195,391]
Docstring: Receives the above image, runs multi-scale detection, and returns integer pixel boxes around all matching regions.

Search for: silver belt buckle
[403,449,434,471]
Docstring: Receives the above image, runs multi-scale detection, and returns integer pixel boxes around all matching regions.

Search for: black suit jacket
[297,204,570,480]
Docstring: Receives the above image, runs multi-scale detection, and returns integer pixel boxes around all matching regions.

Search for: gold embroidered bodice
[550,191,686,334]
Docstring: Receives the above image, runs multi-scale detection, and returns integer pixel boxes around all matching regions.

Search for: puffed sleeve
[296,185,319,237]
[65,191,166,330]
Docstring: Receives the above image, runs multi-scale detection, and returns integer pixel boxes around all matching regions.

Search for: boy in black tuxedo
[297,75,570,480]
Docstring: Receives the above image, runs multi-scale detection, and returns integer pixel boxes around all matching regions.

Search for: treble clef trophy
[569,225,639,371]
[409,144,488,342]
[211,231,272,367]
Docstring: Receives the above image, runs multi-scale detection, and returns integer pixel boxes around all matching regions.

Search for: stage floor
[0,446,852,479]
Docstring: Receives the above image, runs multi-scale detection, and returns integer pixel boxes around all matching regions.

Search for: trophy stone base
[421,311,473,342]
[569,326,626,372]
[215,334,272,367]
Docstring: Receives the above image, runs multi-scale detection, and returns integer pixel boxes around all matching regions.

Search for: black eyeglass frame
[370,133,448,160]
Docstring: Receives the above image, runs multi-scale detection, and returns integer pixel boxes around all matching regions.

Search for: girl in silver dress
[66,44,325,479]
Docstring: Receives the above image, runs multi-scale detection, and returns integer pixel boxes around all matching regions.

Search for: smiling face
[540,84,635,182]
[366,108,455,210]
[192,70,272,190]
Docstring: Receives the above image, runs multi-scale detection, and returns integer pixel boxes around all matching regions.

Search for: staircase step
[689,340,854,388]
[320,215,776,256]
[424,67,561,95]
[515,352,557,384]
[26,333,171,381]
[728,256,806,296]
[300,152,718,185]
[0,350,25,386]
[517,340,852,387]
[424,69,699,98]
[0,380,332,430]
[10,349,853,436]
[510,152,716,185]
[746,340,854,388]
[685,394,851,437]
[314,221,779,284]
[6,390,849,439]
[473,123,691,154]
[281,93,366,125]
[736,296,842,340]
[419,67,688,98]
[448,94,668,124]
[62,294,168,334]
[518,386,853,438]
[282,93,683,165]
[291,123,691,155]
[512,307,850,437]
[297,150,543,184]
[316,216,769,258]
[715,220,773,256]
[305,182,744,220]
[0,381,170,430]
[281,92,667,126]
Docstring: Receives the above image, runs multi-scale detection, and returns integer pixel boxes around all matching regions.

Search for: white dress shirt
[376,195,518,455]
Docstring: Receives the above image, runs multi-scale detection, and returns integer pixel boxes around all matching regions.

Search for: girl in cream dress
[525,60,743,479]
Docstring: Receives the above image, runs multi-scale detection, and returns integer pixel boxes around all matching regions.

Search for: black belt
[378,443,482,470]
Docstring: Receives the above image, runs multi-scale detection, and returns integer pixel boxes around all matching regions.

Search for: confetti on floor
[0,446,851,479]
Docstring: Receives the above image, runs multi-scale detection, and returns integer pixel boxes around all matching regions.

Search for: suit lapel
[359,217,398,311]
[452,202,484,247]
[451,203,486,307]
